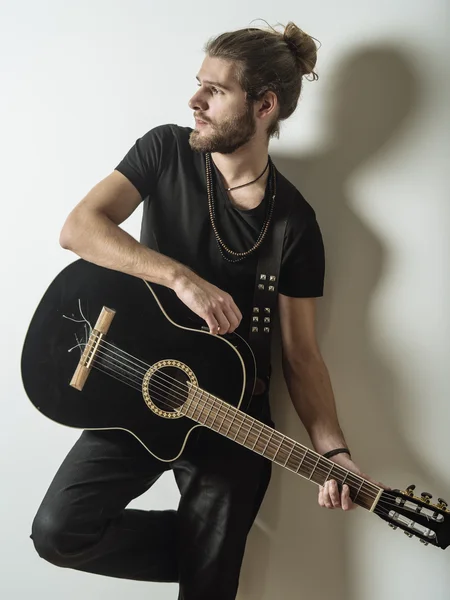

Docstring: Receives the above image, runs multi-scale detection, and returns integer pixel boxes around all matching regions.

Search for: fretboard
[182,384,381,511]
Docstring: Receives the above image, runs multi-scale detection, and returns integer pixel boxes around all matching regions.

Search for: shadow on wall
[238,43,448,600]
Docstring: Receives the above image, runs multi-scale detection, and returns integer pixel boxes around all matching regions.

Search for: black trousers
[31,395,273,600]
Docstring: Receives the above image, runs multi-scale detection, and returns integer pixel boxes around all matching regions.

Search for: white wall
[2,1,449,598]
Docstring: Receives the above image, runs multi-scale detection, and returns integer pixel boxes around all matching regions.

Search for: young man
[31,22,375,600]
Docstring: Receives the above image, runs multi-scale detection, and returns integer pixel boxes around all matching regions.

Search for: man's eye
[196,83,222,95]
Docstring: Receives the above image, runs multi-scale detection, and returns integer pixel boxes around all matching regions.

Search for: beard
[189,102,256,154]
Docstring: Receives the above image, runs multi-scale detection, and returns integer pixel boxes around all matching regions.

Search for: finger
[222,307,240,333]
[214,311,231,334]
[328,480,341,508]
[318,486,326,508]
[341,484,356,511]
[204,314,221,335]
[322,482,334,509]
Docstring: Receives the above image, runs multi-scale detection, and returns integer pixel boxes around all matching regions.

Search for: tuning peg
[405,484,416,496]
[420,539,429,546]
[404,531,413,538]
[421,492,433,503]
[437,498,448,510]
[389,523,398,530]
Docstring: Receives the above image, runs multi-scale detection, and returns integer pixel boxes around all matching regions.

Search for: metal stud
[264,317,270,324]
[253,307,260,313]
[264,307,271,313]
[269,275,276,282]
[252,326,259,333]
[260,274,267,280]
[258,284,265,290]
[264,327,270,333]
[252,316,259,322]
[268,285,275,292]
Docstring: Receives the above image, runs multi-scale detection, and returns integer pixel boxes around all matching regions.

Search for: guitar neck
[182,385,382,511]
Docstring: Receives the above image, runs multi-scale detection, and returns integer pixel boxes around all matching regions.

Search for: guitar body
[21,259,257,461]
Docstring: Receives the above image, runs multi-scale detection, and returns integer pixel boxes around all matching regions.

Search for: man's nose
[188,89,208,111]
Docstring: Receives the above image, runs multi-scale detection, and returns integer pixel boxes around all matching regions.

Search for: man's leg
[31,428,178,582]
[173,420,272,600]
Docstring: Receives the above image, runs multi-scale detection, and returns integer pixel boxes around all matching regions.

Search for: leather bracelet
[323,447,351,460]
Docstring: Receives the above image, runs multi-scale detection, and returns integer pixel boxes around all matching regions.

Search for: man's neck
[211,136,270,191]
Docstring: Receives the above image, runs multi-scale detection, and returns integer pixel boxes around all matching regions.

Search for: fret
[308,454,321,480]
[295,449,308,473]
[218,404,232,434]
[271,434,284,462]
[261,429,274,456]
[342,471,349,487]
[202,394,215,426]
[241,417,253,446]
[251,420,263,451]
[231,411,245,441]
[185,385,199,418]
[224,408,237,437]
[323,461,334,486]
[282,440,295,467]
[196,391,208,423]
[209,397,222,431]
[353,479,365,503]
[192,388,205,421]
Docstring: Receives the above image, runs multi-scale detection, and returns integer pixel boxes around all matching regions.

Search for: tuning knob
[406,484,416,496]
[437,498,448,510]
[420,539,429,546]
[421,492,433,503]
[389,523,398,530]
[404,531,413,538]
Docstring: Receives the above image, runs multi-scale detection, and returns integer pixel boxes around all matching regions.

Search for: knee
[31,507,73,567]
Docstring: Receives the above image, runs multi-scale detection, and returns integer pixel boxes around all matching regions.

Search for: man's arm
[278,293,364,510]
[59,170,242,334]
[60,170,185,287]
[278,294,347,455]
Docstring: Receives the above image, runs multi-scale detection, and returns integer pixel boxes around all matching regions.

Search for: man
[31,22,375,600]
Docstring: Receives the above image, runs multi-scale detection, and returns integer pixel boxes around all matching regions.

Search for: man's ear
[257,91,278,122]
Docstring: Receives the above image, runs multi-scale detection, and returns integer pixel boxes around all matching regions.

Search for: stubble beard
[189,102,256,155]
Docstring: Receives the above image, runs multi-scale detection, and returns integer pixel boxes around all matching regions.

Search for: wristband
[323,447,351,460]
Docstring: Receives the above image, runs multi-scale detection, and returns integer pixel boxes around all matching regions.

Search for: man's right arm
[59,170,242,334]
[60,170,186,288]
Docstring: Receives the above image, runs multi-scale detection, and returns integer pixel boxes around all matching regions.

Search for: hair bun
[283,22,319,79]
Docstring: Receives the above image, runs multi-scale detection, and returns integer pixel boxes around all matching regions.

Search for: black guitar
[21,259,449,550]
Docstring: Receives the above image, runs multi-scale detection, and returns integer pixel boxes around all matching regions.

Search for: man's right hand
[172,271,242,335]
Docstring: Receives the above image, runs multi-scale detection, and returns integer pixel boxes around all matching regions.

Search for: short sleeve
[114,124,172,199]
[278,214,325,298]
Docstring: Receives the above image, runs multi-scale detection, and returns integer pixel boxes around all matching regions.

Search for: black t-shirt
[115,124,325,341]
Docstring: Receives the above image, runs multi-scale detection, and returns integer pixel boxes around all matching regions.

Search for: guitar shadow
[238,43,450,599]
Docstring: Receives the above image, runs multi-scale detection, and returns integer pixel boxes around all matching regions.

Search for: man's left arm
[278,293,379,511]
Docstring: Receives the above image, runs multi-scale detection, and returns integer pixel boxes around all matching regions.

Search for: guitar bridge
[70,306,116,391]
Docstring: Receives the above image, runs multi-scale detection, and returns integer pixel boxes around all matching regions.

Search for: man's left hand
[318,454,387,511]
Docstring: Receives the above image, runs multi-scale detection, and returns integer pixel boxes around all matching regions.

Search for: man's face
[188,56,257,154]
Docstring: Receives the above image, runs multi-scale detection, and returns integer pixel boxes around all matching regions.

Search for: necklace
[224,159,270,191]
[205,152,277,263]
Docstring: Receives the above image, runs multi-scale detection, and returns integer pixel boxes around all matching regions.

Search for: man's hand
[172,270,242,335]
[318,454,388,511]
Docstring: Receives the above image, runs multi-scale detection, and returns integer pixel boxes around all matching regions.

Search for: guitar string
[84,339,442,517]
[94,346,376,486]
[90,352,434,518]
[89,346,402,511]
[92,343,403,509]
[90,362,408,520]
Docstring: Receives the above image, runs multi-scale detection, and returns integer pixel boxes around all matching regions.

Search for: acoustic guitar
[20,259,449,550]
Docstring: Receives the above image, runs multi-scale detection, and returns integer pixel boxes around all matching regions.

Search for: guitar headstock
[374,484,449,549]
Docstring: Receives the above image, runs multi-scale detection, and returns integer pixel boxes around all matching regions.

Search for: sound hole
[148,366,190,413]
